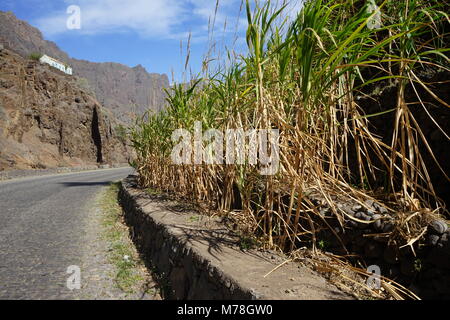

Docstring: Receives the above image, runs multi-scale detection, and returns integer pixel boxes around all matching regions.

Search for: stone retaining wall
[119,174,449,300]
[118,176,352,300]
[307,195,450,299]
[119,178,259,299]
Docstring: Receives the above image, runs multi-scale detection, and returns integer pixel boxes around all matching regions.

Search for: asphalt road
[0,167,134,299]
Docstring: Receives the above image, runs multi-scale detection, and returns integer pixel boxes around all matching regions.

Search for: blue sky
[0,0,300,83]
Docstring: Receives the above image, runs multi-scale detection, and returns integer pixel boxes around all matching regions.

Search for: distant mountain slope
[0,11,169,123]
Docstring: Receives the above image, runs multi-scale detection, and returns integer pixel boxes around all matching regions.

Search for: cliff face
[0,11,169,124]
[70,60,169,123]
[0,47,132,170]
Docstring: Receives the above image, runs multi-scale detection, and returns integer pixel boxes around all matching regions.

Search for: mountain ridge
[0,10,169,124]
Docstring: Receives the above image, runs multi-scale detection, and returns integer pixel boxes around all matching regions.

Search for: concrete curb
[118,175,352,300]
[119,177,256,300]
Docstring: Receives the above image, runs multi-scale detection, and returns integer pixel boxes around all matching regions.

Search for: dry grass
[130,0,449,272]
[290,249,421,300]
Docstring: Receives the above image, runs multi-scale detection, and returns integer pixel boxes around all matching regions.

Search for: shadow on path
[58,181,112,187]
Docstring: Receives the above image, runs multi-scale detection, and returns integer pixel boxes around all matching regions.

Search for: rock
[428,234,440,246]
[250,289,263,299]
[439,232,449,247]
[429,220,448,235]
[382,221,395,233]
[378,206,388,214]
[319,207,330,216]
[373,234,389,243]
[342,206,355,216]
[364,200,374,208]
[362,213,372,221]
[373,214,383,231]
[352,205,362,211]
[372,202,388,214]
[347,220,359,229]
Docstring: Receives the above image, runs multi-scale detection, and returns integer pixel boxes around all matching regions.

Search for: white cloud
[35,0,302,43]
[36,0,187,38]
[35,0,246,41]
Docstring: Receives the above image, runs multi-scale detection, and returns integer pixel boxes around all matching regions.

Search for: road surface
[0,167,133,299]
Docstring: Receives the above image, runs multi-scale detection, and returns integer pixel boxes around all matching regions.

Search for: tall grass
[130,0,449,252]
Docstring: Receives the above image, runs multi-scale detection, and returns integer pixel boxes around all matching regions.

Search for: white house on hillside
[39,54,73,75]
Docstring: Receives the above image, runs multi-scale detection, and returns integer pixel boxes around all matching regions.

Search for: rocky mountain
[0,46,132,170]
[0,10,169,124]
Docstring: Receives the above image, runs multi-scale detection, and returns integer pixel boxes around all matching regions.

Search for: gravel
[0,167,134,299]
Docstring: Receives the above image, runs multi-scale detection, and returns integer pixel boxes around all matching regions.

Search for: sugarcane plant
[130,0,449,253]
